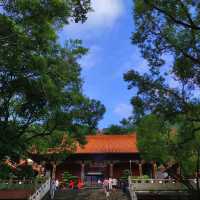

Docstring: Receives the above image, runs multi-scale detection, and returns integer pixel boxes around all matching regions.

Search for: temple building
[56,134,140,182]
[32,133,158,183]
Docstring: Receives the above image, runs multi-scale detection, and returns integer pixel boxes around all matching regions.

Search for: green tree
[136,114,200,195]
[136,115,171,163]
[103,117,135,134]
[0,0,105,161]
[73,98,106,132]
[124,0,200,198]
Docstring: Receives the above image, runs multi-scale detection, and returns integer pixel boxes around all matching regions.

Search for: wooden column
[81,162,85,180]
[177,165,181,176]
[109,163,113,178]
[52,162,57,179]
[152,162,157,178]
[139,163,143,177]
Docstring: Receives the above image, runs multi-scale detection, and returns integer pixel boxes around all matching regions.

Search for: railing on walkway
[0,179,35,190]
[128,177,200,191]
[128,177,188,191]
[128,177,138,200]
[28,177,50,200]
[128,177,200,200]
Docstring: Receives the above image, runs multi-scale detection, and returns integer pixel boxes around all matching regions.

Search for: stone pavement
[46,188,129,200]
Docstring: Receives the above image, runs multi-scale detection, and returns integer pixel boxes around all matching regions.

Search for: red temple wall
[56,162,140,180]
[113,162,139,178]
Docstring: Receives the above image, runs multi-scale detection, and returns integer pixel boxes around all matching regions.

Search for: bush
[0,164,15,180]
[63,171,78,186]
[14,165,36,179]
[120,169,131,180]
[0,182,34,190]
[132,175,150,179]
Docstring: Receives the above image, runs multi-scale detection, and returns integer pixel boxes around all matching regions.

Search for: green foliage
[0,162,37,180]
[63,171,78,185]
[0,163,14,179]
[120,169,131,180]
[132,175,150,179]
[124,1,200,193]
[103,117,135,134]
[74,98,106,132]
[0,183,34,190]
[0,0,105,160]
[136,115,172,163]
[14,165,35,179]
[125,0,200,175]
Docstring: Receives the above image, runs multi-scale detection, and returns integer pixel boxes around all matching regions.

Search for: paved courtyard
[46,189,129,200]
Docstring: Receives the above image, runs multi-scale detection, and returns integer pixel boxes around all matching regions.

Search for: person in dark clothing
[121,180,128,194]
[121,181,126,193]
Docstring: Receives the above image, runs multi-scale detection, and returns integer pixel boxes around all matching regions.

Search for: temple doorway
[85,172,103,185]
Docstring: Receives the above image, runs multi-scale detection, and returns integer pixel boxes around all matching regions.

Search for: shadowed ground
[45,189,129,200]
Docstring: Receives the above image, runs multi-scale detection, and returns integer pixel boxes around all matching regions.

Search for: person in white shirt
[55,179,59,190]
[112,178,117,188]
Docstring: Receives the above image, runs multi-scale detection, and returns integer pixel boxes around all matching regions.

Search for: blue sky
[59,0,148,128]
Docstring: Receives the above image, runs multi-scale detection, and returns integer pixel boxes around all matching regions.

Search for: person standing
[106,189,110,200]
[112,178,117,189]
[97,179,102,185]
[69,180,74,189]
[103,178,109,192]
[50,179,56,199]
[77,179,84,189]
[55,179,59,191]
[108,178,113,190]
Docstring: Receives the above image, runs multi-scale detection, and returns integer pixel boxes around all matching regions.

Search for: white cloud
[87,0,124,27]
[114,103,132,118]
[113,48,149,79]
[64,0,124,37]
[79,45,101,70]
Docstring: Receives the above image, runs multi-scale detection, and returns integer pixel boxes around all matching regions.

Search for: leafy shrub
[120,169,131,180]
[132,175,150,179]
[0,163,14,180]
[63,171,78,186]
[14,165,35,179]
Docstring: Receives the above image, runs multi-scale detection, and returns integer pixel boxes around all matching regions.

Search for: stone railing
[128,177,138,200]
[0,179,35,190]
[28,172,51,200]
[129,177,188,191]
[28,177,50,200]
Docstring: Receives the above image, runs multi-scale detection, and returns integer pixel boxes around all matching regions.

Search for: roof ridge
[86,133,136,137]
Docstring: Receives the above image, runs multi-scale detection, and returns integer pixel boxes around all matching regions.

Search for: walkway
[45,189,129,200]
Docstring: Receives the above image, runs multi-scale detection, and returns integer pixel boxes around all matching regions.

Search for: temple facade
[49,134,157,183]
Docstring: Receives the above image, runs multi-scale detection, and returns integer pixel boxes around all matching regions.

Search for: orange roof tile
[76,133,138,154]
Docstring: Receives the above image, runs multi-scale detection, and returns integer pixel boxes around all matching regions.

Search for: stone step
[54,189,105,200]
[45,188,130,200]
[137,193,189,200]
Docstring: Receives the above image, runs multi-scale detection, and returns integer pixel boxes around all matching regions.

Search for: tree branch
[145,0,200,30]
[179,0,197,29]
[25,123,57,142]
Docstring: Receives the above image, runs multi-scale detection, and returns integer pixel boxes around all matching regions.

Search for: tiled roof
[76,133,138,154]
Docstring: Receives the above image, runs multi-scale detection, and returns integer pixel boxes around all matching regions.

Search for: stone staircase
[136,192,189,200]
[45,189,130,200]
[109,189,130,200]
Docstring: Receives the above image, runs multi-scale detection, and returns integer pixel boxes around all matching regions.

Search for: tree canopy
[124,0,200,194]
[103,117,135,135]
[0,0,105,160]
